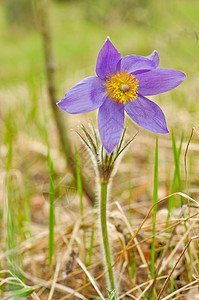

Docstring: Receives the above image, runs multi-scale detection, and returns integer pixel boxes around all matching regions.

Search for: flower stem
[100,182,116,291]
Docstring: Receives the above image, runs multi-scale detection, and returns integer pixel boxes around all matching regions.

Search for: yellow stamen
[105,71,139,104]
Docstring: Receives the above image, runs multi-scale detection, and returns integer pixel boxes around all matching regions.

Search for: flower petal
[147,50,159,67]
[136,68,186,96]
[57,76,106,114]
[118,50,159,74]
[96,37,121,80]
[125,94,169,133]
[98,100,124,154]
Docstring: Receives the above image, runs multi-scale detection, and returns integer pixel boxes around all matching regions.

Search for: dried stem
[157,235,199,300]
[34,0,95,203]
[184,127,199,191]
[147,205,186,297]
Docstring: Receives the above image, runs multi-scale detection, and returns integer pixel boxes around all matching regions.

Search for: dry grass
[0,81,199,298]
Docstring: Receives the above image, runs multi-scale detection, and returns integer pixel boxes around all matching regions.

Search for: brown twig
[157,235,199,300]
[147,205,186,298]
[33,0,95,203]
[184,127,199,191]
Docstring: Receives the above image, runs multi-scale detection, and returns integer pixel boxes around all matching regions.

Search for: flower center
[105,71,139,104]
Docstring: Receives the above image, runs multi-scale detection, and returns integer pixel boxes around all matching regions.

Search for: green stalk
[150,136,158,299]
[171,130,183,205]
[75,146,86,263]
[167,132,184,223]
[44,115,55,266]
[100,182,116,291]
[88,198,97,267]
[128,183,136,280]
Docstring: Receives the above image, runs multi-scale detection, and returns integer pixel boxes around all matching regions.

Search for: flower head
[57,37,186,154]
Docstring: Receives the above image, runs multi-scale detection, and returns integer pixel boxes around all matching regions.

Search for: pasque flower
[57,37,186,154]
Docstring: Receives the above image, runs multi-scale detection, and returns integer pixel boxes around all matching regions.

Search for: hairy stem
[100,182,116,291]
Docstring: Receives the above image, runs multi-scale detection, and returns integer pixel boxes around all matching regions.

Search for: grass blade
[75,146,83,204]
[44,117,55,266]
[22,192,33,239]
[171,131,192,279]
[167,132,184,220]
[88,199,97,267]
[6,287,35,299]
[75,146,86,262]
[171,131,183,205]
[150,136,159,298]
[128,183,136,280]
[5,129,22,285]
[48,154,54,266]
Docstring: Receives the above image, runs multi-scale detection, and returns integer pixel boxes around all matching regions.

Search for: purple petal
[125,94,169,134]
[147,50,159,68]
[57,76,106,114]
[98,100,124,154]
[136,68,186,96]
[118,50,159,74]
[96,37,121,80]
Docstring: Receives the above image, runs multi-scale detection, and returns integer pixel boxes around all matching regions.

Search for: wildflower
[57,37,186,154]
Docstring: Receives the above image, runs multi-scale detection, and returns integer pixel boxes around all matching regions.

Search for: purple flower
[57,37,186,154]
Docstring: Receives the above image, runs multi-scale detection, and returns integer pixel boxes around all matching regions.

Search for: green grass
[0,0,199,89]
[150,137,159,298]
[5,119,25,290]
[44,116,55,266]
[172,131,183,197]
[75,146,86,263]
[88,199,97,267]
[167,132,184,220]
[128,183,136,281]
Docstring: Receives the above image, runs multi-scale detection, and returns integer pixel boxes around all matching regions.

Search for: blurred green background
[1,0,199,87]
[0,0,199,180]
[1,0,199,110]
